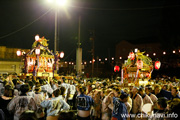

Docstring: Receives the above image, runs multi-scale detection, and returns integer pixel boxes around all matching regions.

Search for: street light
[47,0,68,54]
[47,0,68,6]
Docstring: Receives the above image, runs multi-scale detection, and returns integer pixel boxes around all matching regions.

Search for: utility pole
[76,16,82,78]
[54,7,58,54]
[90,30,95,78]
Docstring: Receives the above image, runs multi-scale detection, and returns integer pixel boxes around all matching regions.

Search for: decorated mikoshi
[122,50,154,86]
[24,35,57,77]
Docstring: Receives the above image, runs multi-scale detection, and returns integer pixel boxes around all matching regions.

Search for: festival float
[22,35,58,77]
[121,50,158,87]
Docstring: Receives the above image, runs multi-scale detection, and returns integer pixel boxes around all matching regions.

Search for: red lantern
[137,60,143,69]
[114,65,120,72]
[129,52,135,60]
[16,50,22,56]
[155,61,161,70]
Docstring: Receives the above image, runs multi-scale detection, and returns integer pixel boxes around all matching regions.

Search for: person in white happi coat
[131,87,143,115]
[139,87,153,105]
[61,81,70,101]
[7,84,37,120]
[145,85,158,112]
[34,85,45,120]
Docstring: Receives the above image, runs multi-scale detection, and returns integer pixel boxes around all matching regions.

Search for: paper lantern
[114,65,120,72]
[35,48,40,55]
[137,60,143,69]
[16,50,22,56]
[129,52,135,60]
[155,61,161,70]
[59,51,64,58]
[35,35,40,41]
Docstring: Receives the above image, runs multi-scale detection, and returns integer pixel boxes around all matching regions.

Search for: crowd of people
[0,73,180,120]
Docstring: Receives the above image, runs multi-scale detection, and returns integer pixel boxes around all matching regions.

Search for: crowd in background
[0,73,180,120]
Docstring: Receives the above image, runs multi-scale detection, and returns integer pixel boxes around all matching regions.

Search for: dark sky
[0,0,180,61]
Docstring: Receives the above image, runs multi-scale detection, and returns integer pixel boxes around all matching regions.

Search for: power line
[69,4,180,11]
[0,8,53,40]
[63,46,76,61]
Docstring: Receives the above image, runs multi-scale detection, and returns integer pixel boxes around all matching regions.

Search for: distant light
[119,57,122,59]
[93,59,95,62]
[84,62,87,65]
[179,50,180,53]
[81,63,83,65]
[72,62,74,65]
[99,59,101,62]
[16,50,22,56]
[35,35,39,41]
[134,48,138,53]
[112,57,114,60]
[105,58,107,61]
[65,61,67,64]
[163,52,166,55]
[69,62,71,64]
[90,61,92,63]
[153,53,156,56]
[146,54,149,57]
[173,50,176,53]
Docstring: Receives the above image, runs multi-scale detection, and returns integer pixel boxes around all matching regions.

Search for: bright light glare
[47,0,53,3]
[57,0,67,6]
[47,0,67,6]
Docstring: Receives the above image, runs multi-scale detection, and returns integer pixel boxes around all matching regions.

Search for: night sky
[0,0,180,61]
